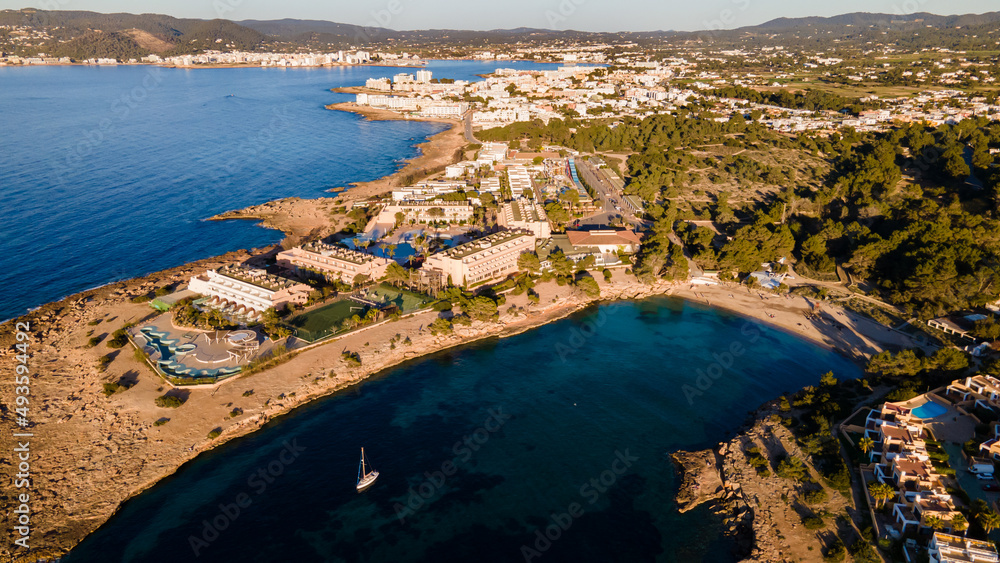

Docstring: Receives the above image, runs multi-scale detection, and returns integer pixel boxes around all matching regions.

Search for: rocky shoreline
[0,256,679,561]
[671,410,856,562]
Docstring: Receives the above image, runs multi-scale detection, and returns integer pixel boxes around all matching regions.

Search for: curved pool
[911,400,948,419]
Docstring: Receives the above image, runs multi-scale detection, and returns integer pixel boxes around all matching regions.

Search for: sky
[2,0,997,32]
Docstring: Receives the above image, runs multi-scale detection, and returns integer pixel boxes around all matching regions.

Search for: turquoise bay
[65,297,860,562]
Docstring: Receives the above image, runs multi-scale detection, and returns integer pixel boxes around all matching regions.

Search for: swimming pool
[911,401,948,419]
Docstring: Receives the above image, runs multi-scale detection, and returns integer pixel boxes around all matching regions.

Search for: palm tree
[868,481,895,509]
[385,244,397,260]
[978,509,1000,534]
[924,515,943,530]
[952,514,969,535]
[858,437,875,462]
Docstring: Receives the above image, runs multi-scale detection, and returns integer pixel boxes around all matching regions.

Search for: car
[984,484,1000,492]
[977,473,995,480]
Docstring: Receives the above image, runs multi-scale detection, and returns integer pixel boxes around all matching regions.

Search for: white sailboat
[356,447,379,492]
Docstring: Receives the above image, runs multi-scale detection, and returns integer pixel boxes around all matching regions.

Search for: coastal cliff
[672,413,856,562]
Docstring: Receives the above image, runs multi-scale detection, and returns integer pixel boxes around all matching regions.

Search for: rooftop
[299,241,384,265]
[435,229,533,260]
[216,264,302,292]
[565,229,641,247]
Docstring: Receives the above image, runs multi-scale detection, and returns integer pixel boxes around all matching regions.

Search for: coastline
[0,97,927,563]
[0,254,919,560]
[204,103,469,242]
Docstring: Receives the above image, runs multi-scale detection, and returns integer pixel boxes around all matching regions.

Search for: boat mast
[360,448,366,476]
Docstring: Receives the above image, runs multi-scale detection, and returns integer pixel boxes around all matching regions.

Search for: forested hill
[4,8,1000,59]
[0,9,269,58]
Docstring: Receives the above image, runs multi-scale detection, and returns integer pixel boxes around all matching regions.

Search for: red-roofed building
[565,229,642,253]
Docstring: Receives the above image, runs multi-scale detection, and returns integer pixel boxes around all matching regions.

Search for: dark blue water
[0,60,563,321]
[66,297,860,563]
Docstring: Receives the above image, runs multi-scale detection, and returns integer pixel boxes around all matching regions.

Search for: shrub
[131,294,152,303]
[87,319,102,326]
[154,418,169,426]
[107,329,129,349]
[342,351,362,367]
[776,456,809,482]
[102,382,121,396]
[230,407,243,418]
[802,489,828,505]
[87,336,101,348]
[429,317,454,335]
[242,390,255,397]
[802,516,824,530]
[97,354,113,370]
[207,428,222,439]
[823,539,846,562]
[155,394,185,408]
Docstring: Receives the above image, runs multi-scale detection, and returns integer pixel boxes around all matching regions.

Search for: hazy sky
[3,0,997,32]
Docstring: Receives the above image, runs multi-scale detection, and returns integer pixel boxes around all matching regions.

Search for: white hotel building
[276,241,392,284]
[421,229,536,287]
[188,265,311,314]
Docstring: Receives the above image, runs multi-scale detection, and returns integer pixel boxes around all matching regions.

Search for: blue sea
[0,60,562,321]
[5,62,863,562]
[65,297,861,563]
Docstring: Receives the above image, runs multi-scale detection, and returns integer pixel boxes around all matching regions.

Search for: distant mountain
[751,11,1000,30]
[3,8,1000,60]
[0,9,268,58]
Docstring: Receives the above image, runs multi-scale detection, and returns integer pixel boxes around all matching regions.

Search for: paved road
[463,111,478,144]
[574,158,645,230]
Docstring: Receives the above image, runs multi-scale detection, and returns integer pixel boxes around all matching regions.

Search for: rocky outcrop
[673,415,854,563]
[671,449,724,513]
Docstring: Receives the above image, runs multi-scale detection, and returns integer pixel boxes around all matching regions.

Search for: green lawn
[364,283,433,313]
[288,299,366,342]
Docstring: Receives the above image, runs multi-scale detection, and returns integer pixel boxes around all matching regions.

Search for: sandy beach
[672,283,922,364]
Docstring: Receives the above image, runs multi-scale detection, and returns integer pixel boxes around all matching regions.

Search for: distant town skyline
[3,0,999,32]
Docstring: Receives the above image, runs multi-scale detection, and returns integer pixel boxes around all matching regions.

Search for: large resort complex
[421,229,537,287]
[187,264,311,320]
[276,241,392,284]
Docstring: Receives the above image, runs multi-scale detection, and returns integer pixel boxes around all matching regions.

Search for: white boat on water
[356,447,379,492]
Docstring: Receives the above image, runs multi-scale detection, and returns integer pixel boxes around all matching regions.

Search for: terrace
[301,241,386,265]
[131,320,275,384]
[216,264,300,292]
[438,230,533,260]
